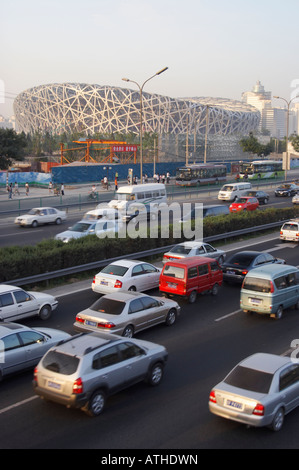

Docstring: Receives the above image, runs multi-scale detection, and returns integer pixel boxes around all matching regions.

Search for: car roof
[239,353,291,374]
[0,322,27,336]
[163,256,217,266]
[53,332,122,356]
[30,207,56,210]
[175,241,208,248]
[245,264,298,278]
[107,259,144,267]
[100,291,148,301]
[0,284,22,294]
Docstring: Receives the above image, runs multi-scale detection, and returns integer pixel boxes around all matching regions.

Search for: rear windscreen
[163,265,185,279]
[242,277,272,293]
[101,265,128,276]
[224,365,273,393]
[42,351,79,375]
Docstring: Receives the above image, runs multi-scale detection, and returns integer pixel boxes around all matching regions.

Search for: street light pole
[122,67,168,181]
[273,95,299,180]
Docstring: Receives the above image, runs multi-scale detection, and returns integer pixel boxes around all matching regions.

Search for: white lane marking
[215,309,242,322]
[0,395,38,415]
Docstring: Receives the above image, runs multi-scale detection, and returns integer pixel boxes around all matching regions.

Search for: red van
[159,256,223,303]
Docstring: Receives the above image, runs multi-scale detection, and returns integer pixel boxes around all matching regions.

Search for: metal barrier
[3,220,284,287]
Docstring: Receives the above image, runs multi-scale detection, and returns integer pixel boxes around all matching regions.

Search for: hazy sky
[1,0,299,117]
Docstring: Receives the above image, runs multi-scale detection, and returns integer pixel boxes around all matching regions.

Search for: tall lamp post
[273,95,299,180]
[122,67,168,181]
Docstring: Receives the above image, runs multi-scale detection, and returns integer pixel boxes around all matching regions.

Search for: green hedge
[1,206,299,283]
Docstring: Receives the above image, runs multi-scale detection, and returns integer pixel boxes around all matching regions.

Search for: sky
[1,0,299,118]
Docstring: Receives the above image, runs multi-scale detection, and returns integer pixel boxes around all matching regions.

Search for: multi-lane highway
[1,234,299,449]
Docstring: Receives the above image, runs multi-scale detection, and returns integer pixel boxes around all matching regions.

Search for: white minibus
[108,183,167,211]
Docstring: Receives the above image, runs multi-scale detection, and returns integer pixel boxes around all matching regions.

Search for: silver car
[209,352,299,431]
[33,331,168,416]
[0,322,70,380]
[74,291,180,337]
[163,241,226,264]
[0,285,58,321]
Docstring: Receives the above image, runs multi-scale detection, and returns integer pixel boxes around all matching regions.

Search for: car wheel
[275,305,283,320]
[165,308,177,326]
[188,290,197,303]
[84,390,106,417]
[122,325,134,337]
[39,305,52,320]
[211,283,219,296]
[269,407,284,432]
[128,286,136,292]
[55,218,62,225]
[147,362,164,386]
[32,220,38,228]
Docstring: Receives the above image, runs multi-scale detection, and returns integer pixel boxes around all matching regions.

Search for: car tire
[32,220,38,228]
[122,325,134,337]
[55,218,62,225]
[84,390,106,417]
[128,286,136,292]
[269,407,284,432]
[188,290,197,303]
[39,305,52,320]
[165,309,177,326]
[147,362,164,386]
[211,283,219,296]
[275,305,283,320]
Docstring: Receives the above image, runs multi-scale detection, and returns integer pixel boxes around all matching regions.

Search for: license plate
[100,280,108,285]
[226,399,243,410]
[250,297,261,305]
[47,380,61,390]
[85,320,97,327]
[167,282,177,289]
[227,270,235,275]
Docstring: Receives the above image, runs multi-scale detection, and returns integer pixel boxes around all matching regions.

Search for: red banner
[112,145,138,152]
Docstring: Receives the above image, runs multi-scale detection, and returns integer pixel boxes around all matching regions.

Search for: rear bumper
[209,402,270,428]
[33,384,88,409]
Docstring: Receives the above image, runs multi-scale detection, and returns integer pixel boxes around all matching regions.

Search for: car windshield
[227,253,255,266]
[28,209,41,215]
[235,198,247,203]
[42,351,79,375]
[170,245,192,254]
[70,222,92,232]
[224,365,273,394]
[90,297,125,315]
[163,265,185,279]
[100,264,129,276]
[280,185,291,189]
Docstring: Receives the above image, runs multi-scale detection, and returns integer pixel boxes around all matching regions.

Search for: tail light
[75,315,84,324]
[33,367,38,383]
[92,276,96,284]
[114,279,122,288]
[280,231,283,235]
[97,321,115,329]
[270,281,275,293]
[252,403,264,416]
[242,270,248,276]
[73,378,83,394]
[209,390,217,403]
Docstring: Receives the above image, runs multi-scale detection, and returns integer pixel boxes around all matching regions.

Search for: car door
[118,341,148,386]
[140,263,160,290]
[0,292,17,321]
[203,244,218,259]
[12,289,39,320]
[140,296,165,326]
[40,209,51,223]
[91,345,125,392]
[18,330,48,367]
[279,364,299,412]
[0,333,25,377]
[127,298,151,332]
[197,263,210,293]
[131,264,147,291]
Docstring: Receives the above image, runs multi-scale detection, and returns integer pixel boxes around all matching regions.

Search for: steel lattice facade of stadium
[14,83,260,137]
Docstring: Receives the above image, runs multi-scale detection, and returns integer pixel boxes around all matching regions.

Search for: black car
[243,190,269,204]
[222,251,285,283]
[275,184,299,197]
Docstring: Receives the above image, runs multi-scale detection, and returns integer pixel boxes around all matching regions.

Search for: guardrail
[3,220,284,287]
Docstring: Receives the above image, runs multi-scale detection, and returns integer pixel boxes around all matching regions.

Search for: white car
[92,260,161,294]
[0,285,58,321]
[292,193,299,205]
[15,207,67,227]
[162,241,226,264]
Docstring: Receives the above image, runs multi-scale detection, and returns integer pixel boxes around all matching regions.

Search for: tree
[239,134,273,157]
[0,128,27,169]
[290,134,299,153]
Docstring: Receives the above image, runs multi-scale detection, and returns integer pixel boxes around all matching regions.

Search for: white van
[218,182,252,202]
[108,183,167,211]
[84,208,120,221]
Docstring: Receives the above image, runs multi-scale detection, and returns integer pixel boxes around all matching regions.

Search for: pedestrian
[25,182,29,196]
[103,176,108,189]
[166,172,170,184]
[8,183,13,199]
[61,183,64,195]
[114,176,118,191]
[13,181,20,195]
[49,181,53,194]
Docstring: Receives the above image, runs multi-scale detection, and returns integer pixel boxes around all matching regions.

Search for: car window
[13,290,31,303]
[279,365,299,391]
[140,297,159,309]
[196,246,205,254]
[2,334,22,352]
[42,351,79,374]
[254,254,267,265]
[142,263,157,273]
[287,272,297,286]
[205,244,216,253]
[0,293,14,307]
[128,299,144,314]
[198,264,209,276]
[132,265,144,276]
[275,276,287,290]
[19,331,45,346]
[93,346,121,369]
[188,267,198,279]
[118,342,145,360]
[263,253,274,263]
[210,261,220,272]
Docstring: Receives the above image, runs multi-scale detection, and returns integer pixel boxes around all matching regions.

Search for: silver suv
[33,332,168,416]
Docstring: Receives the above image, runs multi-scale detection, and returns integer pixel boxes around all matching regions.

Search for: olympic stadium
[14,83,260,162]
